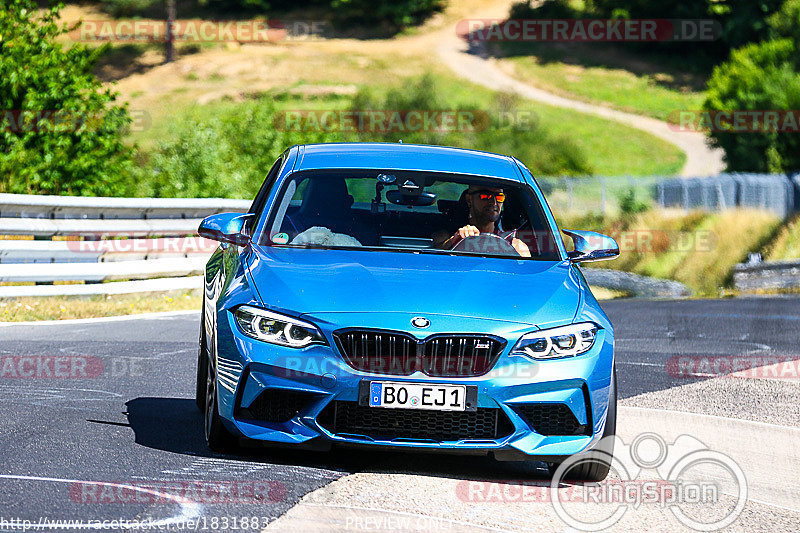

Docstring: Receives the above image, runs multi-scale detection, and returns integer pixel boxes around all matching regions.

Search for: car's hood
[246,245,581,328]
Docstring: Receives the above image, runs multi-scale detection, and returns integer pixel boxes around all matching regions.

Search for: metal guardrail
[0,193,250,219]
[0,258,208,283]
[0,218,206,237]
[655,173,798,218]
[0,276,203,298]
[538,173,799,218]
[0,238,217,263]
[0,193,249,298]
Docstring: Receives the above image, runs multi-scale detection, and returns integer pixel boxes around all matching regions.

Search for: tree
[703,38,800,173]
[0,0,134,195]
[768,0,800,42]
[330,0,445,29]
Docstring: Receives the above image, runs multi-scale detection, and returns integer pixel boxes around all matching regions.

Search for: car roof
[291,143,524,181]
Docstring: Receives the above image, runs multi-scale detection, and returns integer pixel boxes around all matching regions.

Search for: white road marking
[0,474,202,529]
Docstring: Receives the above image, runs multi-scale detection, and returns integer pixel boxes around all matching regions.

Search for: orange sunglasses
[470,190,506,203]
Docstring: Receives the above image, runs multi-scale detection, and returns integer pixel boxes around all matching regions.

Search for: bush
[513,0,785,67]
[100,0,157,17]
[136,75,594,199]
[331,0,445,29]
[768,0,800,42]
[703,38,800,173]
[509,0,580,20]
[591,0,785,52]
[0,0,134,196]
[618,187,650,215]
[133,100,344,198]
[349,74,593,176]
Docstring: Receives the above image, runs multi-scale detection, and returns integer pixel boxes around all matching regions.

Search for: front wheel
[195,313,207,411]
[547,367,617,482]
[203,333,238,453]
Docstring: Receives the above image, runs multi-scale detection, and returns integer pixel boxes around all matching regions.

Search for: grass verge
[588,286,630,300]
[129,70,685,180]
[764,214,800,260]
[494,42,707,122]
[0,289,201,322]
[558,208,781,296]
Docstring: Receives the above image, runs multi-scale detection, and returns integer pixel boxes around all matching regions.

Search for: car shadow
[125,397,552,482]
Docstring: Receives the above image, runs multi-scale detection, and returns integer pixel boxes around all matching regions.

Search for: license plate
[368,382,467,411]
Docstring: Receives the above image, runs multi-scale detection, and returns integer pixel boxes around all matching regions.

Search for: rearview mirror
[198,213,254,246]
[563,229,619,263]
[386,190,437,206]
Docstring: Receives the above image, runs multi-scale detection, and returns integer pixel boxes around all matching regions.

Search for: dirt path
[96,0,725,176]
[432,4,725,176]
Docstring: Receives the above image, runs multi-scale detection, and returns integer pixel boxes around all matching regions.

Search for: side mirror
[198,213,254,246]
[563,229,619,263]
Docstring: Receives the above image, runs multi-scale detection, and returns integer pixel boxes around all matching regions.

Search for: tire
[548,367,617,482]
[203,330,238,453]
[195,313,208,411]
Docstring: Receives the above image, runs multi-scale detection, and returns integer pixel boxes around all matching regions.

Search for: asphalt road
[1,297,799,531]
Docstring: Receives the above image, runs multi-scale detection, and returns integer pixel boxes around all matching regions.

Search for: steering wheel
[451,233,520,256]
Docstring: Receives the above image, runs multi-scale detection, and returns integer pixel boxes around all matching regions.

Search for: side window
[245,156,283,235]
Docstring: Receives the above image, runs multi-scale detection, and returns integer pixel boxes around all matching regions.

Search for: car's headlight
[510,322,599,360]
[233,305,327,348]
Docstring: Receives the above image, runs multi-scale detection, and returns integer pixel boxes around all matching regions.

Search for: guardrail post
[565,178,573,211]
[716,180,726,210]
[600,177,606,214]
[682,181,689,212]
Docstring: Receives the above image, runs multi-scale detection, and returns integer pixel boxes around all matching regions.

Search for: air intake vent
[237,389,317,423]
[318,401,514,442]
[515,403,588,436]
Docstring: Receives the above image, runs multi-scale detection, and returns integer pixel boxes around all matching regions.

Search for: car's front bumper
[214,310,614,459]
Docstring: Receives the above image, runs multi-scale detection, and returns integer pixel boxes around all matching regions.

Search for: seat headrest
[298,177,354,218]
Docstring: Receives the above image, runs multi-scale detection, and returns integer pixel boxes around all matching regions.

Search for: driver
[434,185,530,257]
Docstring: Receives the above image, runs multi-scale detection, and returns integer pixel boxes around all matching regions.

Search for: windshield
[260,170,561,260]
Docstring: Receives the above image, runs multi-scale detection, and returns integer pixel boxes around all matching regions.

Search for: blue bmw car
[196,142,620,480]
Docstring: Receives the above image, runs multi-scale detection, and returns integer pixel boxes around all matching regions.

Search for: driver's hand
[456,225,480,240]
[511,238,531,258]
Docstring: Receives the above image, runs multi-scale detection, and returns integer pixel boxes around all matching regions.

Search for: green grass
[764,214,800,260]
[128,72,685,178]
[427,75,685,175]
[495,43,706,123]
[0,289,201,322]
[557,208,781,296]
